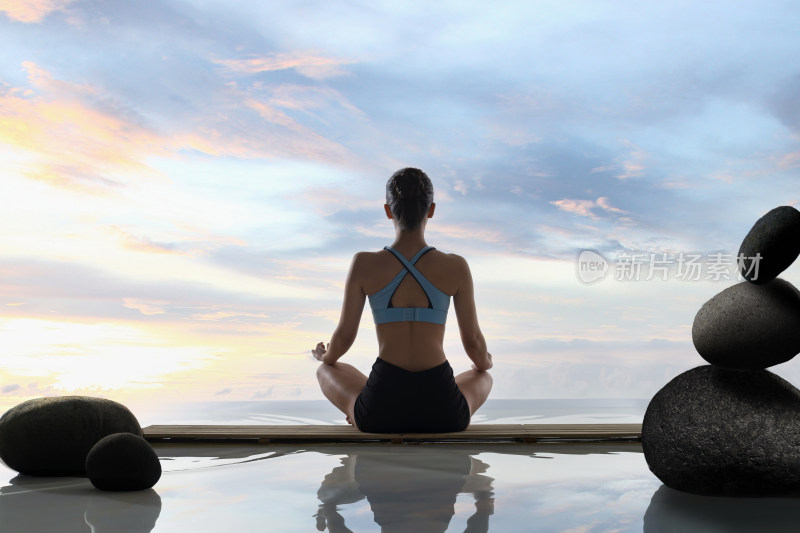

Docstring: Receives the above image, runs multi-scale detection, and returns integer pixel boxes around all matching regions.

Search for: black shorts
[353,357,471,433]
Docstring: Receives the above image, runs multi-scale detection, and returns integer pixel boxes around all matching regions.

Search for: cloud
[1,384,20,393]
[767,72,800,133]
[0,0,76,23]
[1,62,360,193]
[595,197,626,215]
[0,317,220,391]
[589,141,648,180]
[266,83,365,118]
[2,0,800,404]
[123,299,167,316]
[427,223,507,246]
[252,386,274,399]
[0,62,173,190]
[779,151,800,170]
[551,199,597,219]
[242,96,355,163]
[551,197,628,221]
[616,141,648,180]
[105,226,184,255]
[214,52,355,80]
[300,186,377,217]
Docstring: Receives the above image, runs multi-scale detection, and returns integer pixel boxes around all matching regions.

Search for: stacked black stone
[0,396,161,491]
[642,205,800,496]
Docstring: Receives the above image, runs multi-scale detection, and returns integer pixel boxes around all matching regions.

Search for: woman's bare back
[358,246,463,371]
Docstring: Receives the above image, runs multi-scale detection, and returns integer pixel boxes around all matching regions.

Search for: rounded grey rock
[738,205,800,284]
[0,396,142,476]
[642,365,800,496]
[692,278,800,369]
[86,433,161,491]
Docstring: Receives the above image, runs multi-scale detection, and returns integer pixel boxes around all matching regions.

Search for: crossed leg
[316,362,368,428]
[317,363,492,429]
[455,369,493,418]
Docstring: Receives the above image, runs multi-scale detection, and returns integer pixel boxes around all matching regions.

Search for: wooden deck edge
[143,423,642,445]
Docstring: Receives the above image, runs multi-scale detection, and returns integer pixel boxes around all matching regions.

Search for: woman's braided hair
[385,168,434,230]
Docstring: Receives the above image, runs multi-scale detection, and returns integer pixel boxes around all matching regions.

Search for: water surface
[2,399,796,531]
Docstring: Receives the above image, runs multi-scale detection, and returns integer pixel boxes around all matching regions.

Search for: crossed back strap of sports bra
[368,246,451,324]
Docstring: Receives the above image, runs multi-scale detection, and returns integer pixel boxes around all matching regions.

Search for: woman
[312,168,493,433]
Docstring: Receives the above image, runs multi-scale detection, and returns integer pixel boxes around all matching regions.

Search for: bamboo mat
[143,423,642,444]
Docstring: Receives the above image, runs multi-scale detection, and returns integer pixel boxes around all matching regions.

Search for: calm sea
[136,398,648,427]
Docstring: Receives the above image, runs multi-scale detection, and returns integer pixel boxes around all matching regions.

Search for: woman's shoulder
[429,249,469,269]
[423,249,472,292]
[352,247,469,272]
[351,249,389,263]
[349,249,393,274]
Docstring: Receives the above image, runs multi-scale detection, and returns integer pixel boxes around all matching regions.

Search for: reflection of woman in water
[315,449,494,533]
[312,168,493,432]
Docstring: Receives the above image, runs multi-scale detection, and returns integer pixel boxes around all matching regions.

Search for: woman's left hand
[311,341,328,362]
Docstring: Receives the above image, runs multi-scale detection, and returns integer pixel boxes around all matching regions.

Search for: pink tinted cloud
[104,226,246,257]
[590,141,648,180]
[1,62,359,191]
[779,151,800,170]
[123,299,167,316]
[551,198,598,219]
[214,52,355,80]
[0,0,76,23]
[266,84,364,116]
[595,196,626,214]
[551,197,627,220]
[616,141,648,180]
[244,98,352,163]
[428,223,506,245]
[300,186,376,217]
[1,63,173,190]
[106,227,184,255]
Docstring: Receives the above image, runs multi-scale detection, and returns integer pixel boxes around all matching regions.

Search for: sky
[1,0,799,412]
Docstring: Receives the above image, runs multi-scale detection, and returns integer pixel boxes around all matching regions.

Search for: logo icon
[576,249,609,284]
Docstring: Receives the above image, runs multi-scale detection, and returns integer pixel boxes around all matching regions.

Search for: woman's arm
[452,255,493,371]
[313,253,367,365]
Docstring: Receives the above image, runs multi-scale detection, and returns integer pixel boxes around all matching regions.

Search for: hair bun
[394,173,423,199]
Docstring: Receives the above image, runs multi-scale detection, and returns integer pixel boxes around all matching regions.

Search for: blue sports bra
[368,246,451,325]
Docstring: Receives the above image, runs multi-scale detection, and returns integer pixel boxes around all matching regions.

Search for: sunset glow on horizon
[2,0,800,414]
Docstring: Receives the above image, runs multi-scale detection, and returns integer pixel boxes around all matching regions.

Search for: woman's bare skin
[313,201,493,429]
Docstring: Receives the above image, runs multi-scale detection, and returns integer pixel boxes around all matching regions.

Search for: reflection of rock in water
[0,475,161,533]
[315,449,494,533]
[644,484,800,533]
[85,490,161,532]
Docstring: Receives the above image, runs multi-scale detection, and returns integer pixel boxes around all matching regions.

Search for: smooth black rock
[86,433,161,491]
[738,205,800,284]
[642,365,800,496]
[692,278,800,369]
[0,396,142,476]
